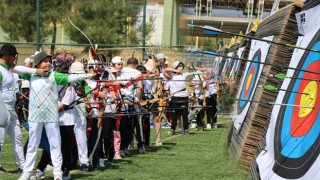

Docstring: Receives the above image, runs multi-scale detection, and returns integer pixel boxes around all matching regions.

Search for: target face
[273,29,320,179]
[233,36,273,131]
[237,49,261,114]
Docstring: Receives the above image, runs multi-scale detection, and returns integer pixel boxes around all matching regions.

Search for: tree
[0,0,72,54]
[131,15,156,45]
[65,0,143,55]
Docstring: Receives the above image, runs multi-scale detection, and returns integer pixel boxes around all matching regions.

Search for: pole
[142,0,147,60]
[36,0,40,51]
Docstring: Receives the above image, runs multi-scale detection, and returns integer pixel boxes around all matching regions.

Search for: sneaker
[161,122,171,128]
[30,169,45,180]
[54,174,63,180]
[80,164,89,172]
[150,122,154,128]
[62,171,71,180]
[138,147,145,154]
[92,164,101,171]
[18,168,23,173]
[207,124,212,129]
[144,145,151,152]
[0,166,7,173]
[46,164,53,172]
[155,140,162,146]
[99,158,105,168]
[178,128,184,134]
[191,123,197,129]
[168,129,175,135]
[18,172,33,180]
[197,127,204,131]
[120,150,126,157]
[184,130,190,135]
[124,148,131,155]
[212,123,218,129]
[114,152,122,160]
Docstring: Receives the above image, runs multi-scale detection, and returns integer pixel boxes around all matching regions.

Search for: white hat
[156,53,166,61]
[172,61,181,69]
[144,60,154,72]
[69,62,85,74]
[111,56,123,64]
[24,57,34,64]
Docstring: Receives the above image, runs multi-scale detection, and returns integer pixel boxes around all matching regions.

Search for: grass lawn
[1,118,245,180]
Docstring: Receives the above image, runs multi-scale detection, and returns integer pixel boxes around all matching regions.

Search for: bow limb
[68,16,94,49]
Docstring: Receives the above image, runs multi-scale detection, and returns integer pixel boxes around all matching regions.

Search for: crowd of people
[0,44,219,180]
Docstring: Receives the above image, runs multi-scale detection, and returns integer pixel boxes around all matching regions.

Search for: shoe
[144,145,151,152]
[62,171,71,180]
[150,122,154,128]
[113,152,122,160]
[212,123,217,129]
[161,122,171,128]
[99,158,105,168]
[92,164,101,171]
[80,164,89,172]
[18,168,23,173]
[30,169,45,180]
[18,172,33,180]
[178,128,184,134]
[120,150,126,157]
[191,123,197,129]
[155,140,162,146]
[168,129,175,135]
[184,130,190,135]
[207,124,212,129]
[54,174,63,180]
[138,147,145,154]
[46,164,53,172]
[197,127,204,131]
[124,148,131,155]
[0,166,7,173]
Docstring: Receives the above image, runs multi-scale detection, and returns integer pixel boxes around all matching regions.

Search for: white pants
[24,122,62,176]
[0,111,25,168]
[74,115,89,165]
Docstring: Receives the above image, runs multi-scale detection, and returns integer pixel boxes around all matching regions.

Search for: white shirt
[58,85,77,126]
[192,76,204,99]
[168,73,188,97]
[118,67,141,97]
[0,64,16,110]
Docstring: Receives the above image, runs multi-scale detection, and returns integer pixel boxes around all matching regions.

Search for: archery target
[257,5,320,179]
[229,47,245,80]
[233,36,274,131]
[221,52,233,78]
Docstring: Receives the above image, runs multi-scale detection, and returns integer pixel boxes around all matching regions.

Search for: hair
[127,57,139,65]
[137,65,147,74]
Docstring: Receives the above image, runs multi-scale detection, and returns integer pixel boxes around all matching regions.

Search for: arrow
[190,50,320,76]
[264,84,310,96]
[236,99,314,109]
[270,73,320,81]
[188,24,320,53]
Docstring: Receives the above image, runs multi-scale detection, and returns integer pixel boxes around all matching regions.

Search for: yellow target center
[299,81,317,118]
[246,74,253,90]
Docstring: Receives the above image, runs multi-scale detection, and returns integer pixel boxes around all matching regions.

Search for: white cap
[156,53,166,61]
[69,62,85,74]
[172,61,181,69]
[24,57,34,64]
[111,56,123,64]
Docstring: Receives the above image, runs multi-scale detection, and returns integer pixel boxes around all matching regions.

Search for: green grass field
[1,119,245,180]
